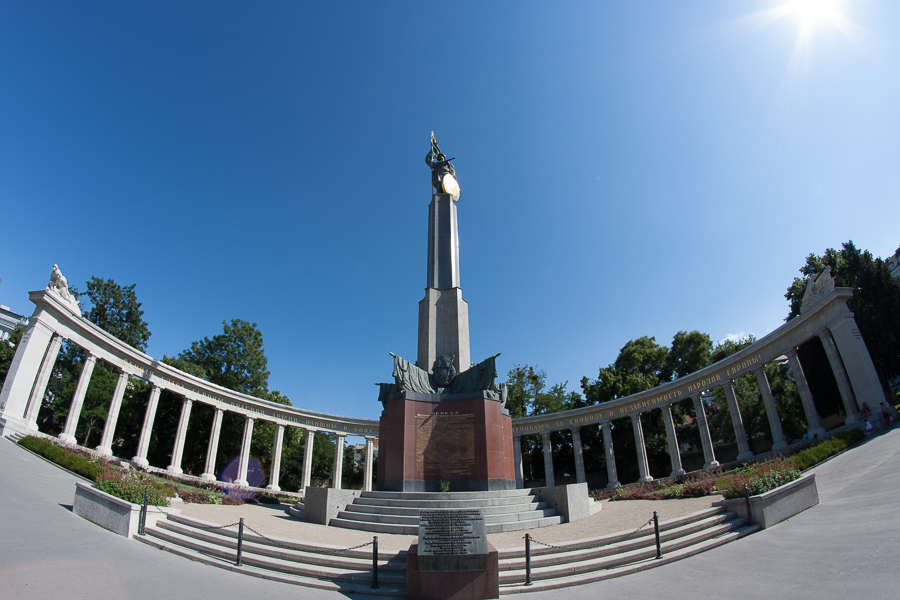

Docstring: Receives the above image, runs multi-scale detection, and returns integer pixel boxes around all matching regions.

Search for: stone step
[498,517,749,584]
[498,523,759,593]
[344,500,549,518]
[155,519,405,572]
[136,531,406,597]
[497,511,742,572]
[142,519,405,586]
[359,489,533,501]
[496,506,728,558]
[337,507,559,527]
[351,494,543,509]
[329,513,564,535]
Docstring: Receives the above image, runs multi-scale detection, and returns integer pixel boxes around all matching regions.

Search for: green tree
[666,331,713,380]
[785,241,900,394]
[0,326,25,385]
[177,319,271,398]
[82,277,151,351]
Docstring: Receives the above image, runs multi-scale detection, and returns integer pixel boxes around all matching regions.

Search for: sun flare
[787,0,842,25]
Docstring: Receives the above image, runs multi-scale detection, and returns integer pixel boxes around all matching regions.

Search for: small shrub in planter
[94,470,174,506]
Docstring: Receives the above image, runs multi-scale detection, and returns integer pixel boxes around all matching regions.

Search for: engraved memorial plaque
[417,508,488,572]
[415,411,476,479]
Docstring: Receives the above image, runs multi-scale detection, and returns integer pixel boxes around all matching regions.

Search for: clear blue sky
[2,1,897,431]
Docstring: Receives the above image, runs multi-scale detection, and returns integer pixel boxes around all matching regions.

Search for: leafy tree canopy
[176,319,271,398]
[505,365,579,417]
[81,277,151,351]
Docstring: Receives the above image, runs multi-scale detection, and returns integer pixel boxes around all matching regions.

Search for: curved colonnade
[0,289,378,491]
[511,286,888,488]
[0,285,888,493]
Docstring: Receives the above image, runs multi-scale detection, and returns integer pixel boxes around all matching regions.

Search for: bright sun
[787,0,842,25]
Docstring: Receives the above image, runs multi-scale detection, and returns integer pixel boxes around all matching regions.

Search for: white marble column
[723,381,755,462]
[662,405,685,477]
[818,330,860,425]
[95,369,129,458]
[266,424,285,492]
[23,333,64,426]
[786,348,826,438]
[601,422,620,488]
[59,353,97,446]
[200,407,224,482]
[332,433,345,489]
[132,384,161,469]
[631,414,653,483]
[541,431,555,487]
[755,367,787,452]
[236,416,255,487]
[363,436,375,492]
[0,316,56,436]
[513,434,524,489]
[829,313,889,415]
[691,394,719,469]
[167,398,193,475]
[301,428,315,491]
[570,427,586,484]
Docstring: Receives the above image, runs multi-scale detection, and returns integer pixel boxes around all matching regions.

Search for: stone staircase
[323,489,573,535]
[136,505,756,595]
[497,506,758,593]
[136,513,408,596]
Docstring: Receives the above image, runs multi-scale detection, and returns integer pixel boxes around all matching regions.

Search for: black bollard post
[372,536,380,589]
[524,533,533,586]
[139,493,148,536]
[236,518,244,567]
[745,485,752,524]
[653,511,662,559]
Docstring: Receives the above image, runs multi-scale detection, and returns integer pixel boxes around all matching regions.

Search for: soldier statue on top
[426,132,460,201]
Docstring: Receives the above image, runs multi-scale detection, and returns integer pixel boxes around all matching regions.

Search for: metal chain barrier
[241,522,375,553]
[522,513,659,586]
[527,514,655,551]
[239,522,380,588]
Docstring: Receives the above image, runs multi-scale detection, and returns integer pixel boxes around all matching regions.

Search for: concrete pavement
[1,429,897,599]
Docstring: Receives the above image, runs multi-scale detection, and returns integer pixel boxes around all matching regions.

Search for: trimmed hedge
[792,429,864,471]
[18,435,108,481]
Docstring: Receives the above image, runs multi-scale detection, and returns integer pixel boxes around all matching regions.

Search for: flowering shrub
[714,458,800,500]
[94,469,174,506]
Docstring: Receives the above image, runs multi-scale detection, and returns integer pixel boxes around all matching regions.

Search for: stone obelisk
[417,192,470,375]
[375,133,515,492]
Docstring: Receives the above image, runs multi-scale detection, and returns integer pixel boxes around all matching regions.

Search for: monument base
[406,542,500,600]
[377,392,516,492]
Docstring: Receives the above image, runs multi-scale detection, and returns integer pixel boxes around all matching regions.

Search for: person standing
[881,403,893,430]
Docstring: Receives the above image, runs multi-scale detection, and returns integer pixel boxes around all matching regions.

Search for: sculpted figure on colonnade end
[46,264,81,316]
[800,267,835,314]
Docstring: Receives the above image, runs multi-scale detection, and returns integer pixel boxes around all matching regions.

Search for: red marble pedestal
[377,392,516,492]
[406,542,500,600]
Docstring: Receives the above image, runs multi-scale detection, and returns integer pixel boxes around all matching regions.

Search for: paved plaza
[1,429,897,599]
